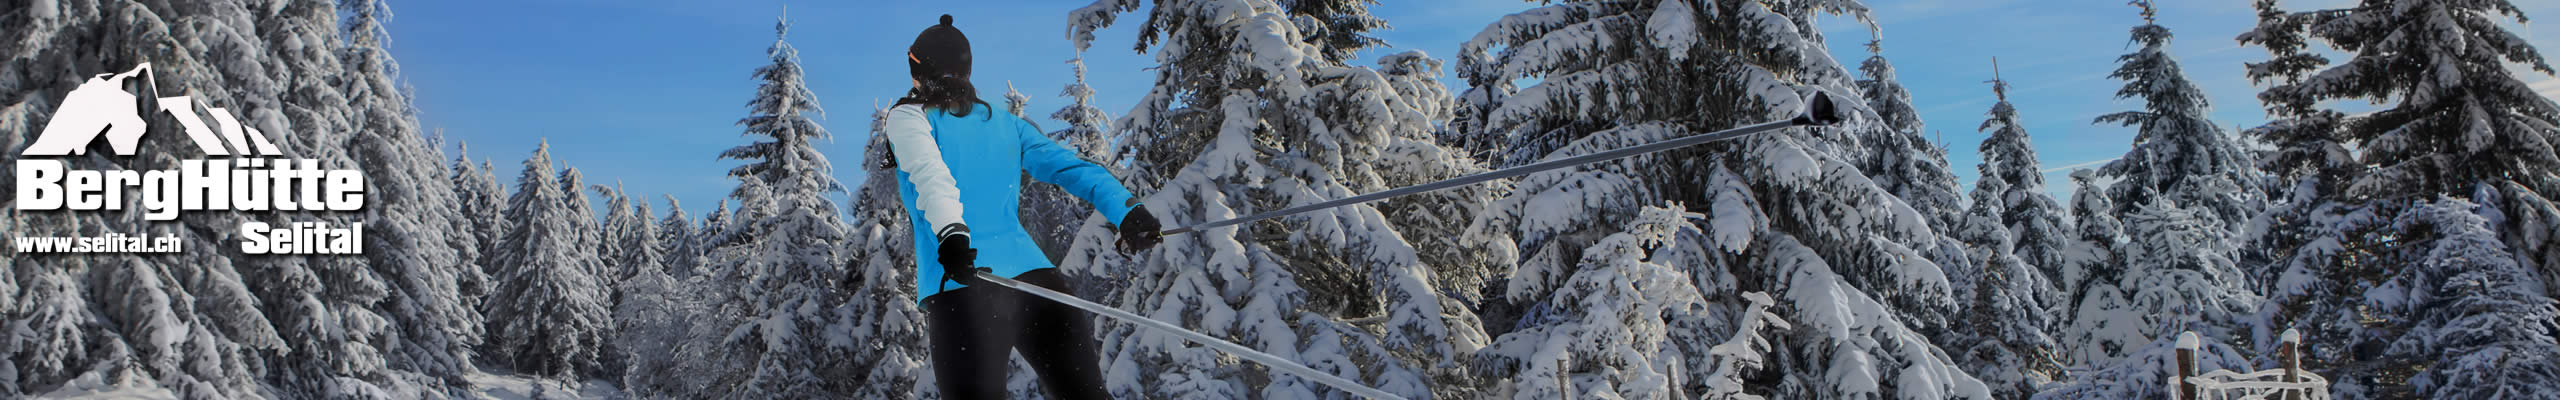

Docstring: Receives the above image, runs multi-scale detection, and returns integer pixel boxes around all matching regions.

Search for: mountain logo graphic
[21,63,283,157]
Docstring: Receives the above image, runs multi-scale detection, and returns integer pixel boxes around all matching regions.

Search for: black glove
[1117,204,1163,253]
[936,225,985,286]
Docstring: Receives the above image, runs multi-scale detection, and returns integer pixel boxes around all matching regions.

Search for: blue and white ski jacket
[887,102,1134,301]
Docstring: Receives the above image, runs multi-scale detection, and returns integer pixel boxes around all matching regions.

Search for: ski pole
[972,271,1412,400]
[1158,91,1845,236]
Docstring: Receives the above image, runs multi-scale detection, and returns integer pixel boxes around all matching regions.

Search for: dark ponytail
[897,75,989,118]
[900,14,990,118]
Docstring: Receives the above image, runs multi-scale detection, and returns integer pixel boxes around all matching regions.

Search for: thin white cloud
[2191,43,2248,57]
[2533,78,2560,103]
[1918,70,2114,116]
[2042,157,2119,173]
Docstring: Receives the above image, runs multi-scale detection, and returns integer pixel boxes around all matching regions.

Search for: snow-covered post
[2278,329,2301,400]
[1556,358,1572,400]
[2174,331,2199,400]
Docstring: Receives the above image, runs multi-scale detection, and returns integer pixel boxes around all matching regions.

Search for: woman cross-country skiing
[888,14,1162,400]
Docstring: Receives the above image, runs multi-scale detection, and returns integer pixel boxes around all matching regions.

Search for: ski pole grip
[1793,91,1844,127]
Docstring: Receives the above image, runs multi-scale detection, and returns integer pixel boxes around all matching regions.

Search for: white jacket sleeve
[885,104,967,238]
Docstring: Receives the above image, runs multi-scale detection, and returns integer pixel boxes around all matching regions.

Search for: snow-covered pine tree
[1370,50,1515,316]
[433,132,488,323]
[693,17,861,399]
[3,0,491,397]
[341,0,488,389]
[1444,78,1514,164]
[484,142,613,379]
[589,183,656,374]
[453,142,510,310]
[597,183,663,282]
[4,267,99,396]
[2232,0,2351,296]
[2249,195,2518,398]
[557,168,610,280]
[2093,1,2260,235]
[2058,170,2138,365]
[2285,0,2560,288]
[624,192,708,396]
[1060,1,1484,398]
[2239,0,2560,396]
[2239,197,2395,397]
[1694,291,1789,400]
[716,19,840,200]
[685,197,738,289]
[1854,33,1975,342]
[1474,206,1711,398]
[657,196,705,279]
[700,199,731,254]
[1856,37,1963,233]
[1455,0,1980,398]
[1358,49,1519,398]
[1974,67,2072,298]
[247,0,449,396]
[556,165,618,379]
[237,4,408,392]
[241,6,393,393]
[591,186,628,279]
[1283,0,1387,65]
[619,192,662,253]
[2098,200,2257,363]
[1947,165,2059,398]
[1947,170,1999,321]
[671,180,762,398]
[609,188,694,397]
[2375,198,2560,398]
[0,94,20,396]
[827,105,936,400]
[608,187,653,249]
[0,0,281,392]
[1049,52,1118,172]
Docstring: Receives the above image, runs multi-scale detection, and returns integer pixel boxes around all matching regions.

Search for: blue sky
[388,0,2560,218]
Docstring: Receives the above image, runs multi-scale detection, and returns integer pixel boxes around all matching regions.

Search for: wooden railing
[2169,329,2329,400]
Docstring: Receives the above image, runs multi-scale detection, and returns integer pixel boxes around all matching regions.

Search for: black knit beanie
[909,15,971,82]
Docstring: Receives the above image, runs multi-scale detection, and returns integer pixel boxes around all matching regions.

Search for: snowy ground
[39,382,176,400]
[35,372,177,400]
[467,369,625,400]
[33,370,623,399]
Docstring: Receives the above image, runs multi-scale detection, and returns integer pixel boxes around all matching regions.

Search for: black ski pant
[923,268,1111,400]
